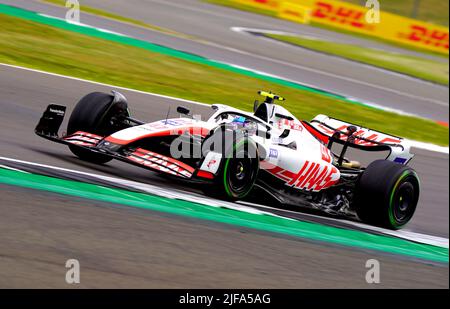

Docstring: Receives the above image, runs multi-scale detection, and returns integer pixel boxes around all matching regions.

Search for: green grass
[266,33,449,85]
[204,0,449,57]
[0,13,447,146]
[342,0,449,26]
[205,0,278,16]
[308,22,449,59]
[41,0,193,39]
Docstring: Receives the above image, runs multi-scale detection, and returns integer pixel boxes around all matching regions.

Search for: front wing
[35,104,198,180]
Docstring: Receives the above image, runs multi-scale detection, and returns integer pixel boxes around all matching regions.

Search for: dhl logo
[400,25,449,50]
[312,1,373,30]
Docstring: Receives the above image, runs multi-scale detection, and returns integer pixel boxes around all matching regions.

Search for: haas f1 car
[35,90,420,230]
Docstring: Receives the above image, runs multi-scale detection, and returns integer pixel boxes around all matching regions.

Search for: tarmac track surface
[1,0,449,122]
[0,183,448,288]
[0,64,448,288]
[0,64,448,237]
[0,1,448,287]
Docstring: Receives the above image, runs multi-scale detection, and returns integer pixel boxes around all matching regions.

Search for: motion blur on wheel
[36,90,420,230]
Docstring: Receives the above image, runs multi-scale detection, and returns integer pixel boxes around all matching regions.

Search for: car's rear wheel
[67,92,128,164]
[354,160,420,230]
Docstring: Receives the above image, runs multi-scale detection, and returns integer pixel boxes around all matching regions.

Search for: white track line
[0,156,289,220]
[0,63,210,107]
[250,28,445,86]
[231,27,449,107]
[410,141,449,154]
[11,6,450,112]
[239,201,449,248]
[1,63,448,154]
[0,164,30,173]
[38,13,130,37]
[0,156,448,248]
[8,7,448,118]
[45,9,450,109]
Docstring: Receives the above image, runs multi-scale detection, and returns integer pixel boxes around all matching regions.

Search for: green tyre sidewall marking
[222,139,258,199]
[389,170,419,229]
[222,157,233,198]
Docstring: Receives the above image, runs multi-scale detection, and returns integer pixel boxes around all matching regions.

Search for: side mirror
[177,106,190,116]
[347,126,358,135]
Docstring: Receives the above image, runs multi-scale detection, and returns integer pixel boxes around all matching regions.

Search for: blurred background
[0,0,448,288]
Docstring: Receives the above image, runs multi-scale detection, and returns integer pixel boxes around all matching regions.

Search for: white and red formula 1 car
[35,90,420,229]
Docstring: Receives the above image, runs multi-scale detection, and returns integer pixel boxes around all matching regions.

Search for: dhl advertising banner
[234,0,449,54]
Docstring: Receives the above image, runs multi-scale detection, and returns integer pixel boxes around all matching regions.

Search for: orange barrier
[234,0,449,54]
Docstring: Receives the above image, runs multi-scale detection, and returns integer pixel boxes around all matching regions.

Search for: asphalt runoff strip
[1,156,447,248]
[0,167,447,263]
[1,182,447,288]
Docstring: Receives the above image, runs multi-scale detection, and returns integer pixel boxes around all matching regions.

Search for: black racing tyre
[67,92,125,164]
[354,160,420,230]
[205,139,259,201]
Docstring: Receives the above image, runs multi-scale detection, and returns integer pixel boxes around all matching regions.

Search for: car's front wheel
[67,92,129,164]
[354,160,420,230]
[205,139,259,201]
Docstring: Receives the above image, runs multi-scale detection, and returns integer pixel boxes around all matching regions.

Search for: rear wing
[309,115,414,165]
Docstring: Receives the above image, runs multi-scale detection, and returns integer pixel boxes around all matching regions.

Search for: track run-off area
[0,1,448,288]
[0,63,447,275]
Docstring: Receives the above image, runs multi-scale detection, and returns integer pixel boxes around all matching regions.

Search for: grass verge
[0,13,448,146]
[205,0,277,16]
[342,0,449,27]
[204,0,449,58]
[41,0,193,39]
[266,33,449,85]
